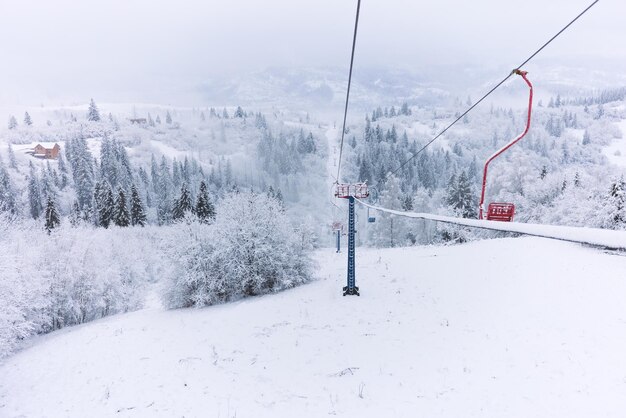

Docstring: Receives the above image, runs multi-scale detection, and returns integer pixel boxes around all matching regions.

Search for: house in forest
[30,143,61,159]
[129,118,147,125]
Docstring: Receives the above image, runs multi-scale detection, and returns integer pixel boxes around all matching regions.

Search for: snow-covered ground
[1,237,626,417]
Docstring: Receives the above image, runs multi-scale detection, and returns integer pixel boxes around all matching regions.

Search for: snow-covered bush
[164,191,313,308]
[0,221,159,358]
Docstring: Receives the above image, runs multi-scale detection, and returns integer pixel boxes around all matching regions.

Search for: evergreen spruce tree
[172,183,193,220]
[28,163,43,219]
[130,184,147,226]
[98,182,115,228]
[0,161,17,214]
[87,98,101,121]
[7,144,18,170]
[275,188,285,209]
[69,201,81,226]
[44,196,60,233]
[165,110,172,124]
[606,177,626,228]
[57,153,69,189]
[113,188,130,227]
[446,171,477,218]
[155,115,161,124]
[8,115,18,130]
[195,180,215,223]
[24,112,33,126]
[157,156,172,224]
[234,106,245,118]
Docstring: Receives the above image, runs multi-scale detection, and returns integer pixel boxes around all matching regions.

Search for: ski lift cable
[379,0,600,185]
[336,0,362,184]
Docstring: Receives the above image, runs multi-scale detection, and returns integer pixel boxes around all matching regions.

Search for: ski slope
[1,237,626,417]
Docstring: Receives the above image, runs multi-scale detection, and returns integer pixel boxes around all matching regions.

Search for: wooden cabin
[32,143,61,160]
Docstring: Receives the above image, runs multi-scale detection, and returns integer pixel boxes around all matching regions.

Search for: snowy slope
[2,237,626,417]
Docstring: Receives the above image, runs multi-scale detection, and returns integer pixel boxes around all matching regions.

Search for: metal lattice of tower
[335,183,369,296]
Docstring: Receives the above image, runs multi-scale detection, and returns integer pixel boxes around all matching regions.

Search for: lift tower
[335,183,369,296]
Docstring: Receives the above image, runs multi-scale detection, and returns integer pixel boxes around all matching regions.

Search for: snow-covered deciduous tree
[164,191,312,308]
[0,221,157,358]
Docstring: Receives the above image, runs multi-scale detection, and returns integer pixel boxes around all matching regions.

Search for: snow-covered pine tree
[113,188,130,227]
[44,196,60,233]
[172,183,193,220]
[0,160,17,214]
[155,115,161,124]
[195,180,215,223]
[39,166,57,203]
[98,182,115,228]
[165,110,172,124]
[172,158,181,189]
[7,144,18,170]
[234,106,244,118]
[275,188,285,209]
[157,156,172,224]
[27,163,43,219]
[446,171,477,218]
[69,200,81,226]
[68,137,95,210]
[8,115,17,130]
[130,184,147,226]
[604,177,626,229]
[87,98,101,122]
[24,112,33,126]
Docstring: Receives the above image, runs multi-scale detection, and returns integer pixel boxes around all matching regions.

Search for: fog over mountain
[1,0,624,106]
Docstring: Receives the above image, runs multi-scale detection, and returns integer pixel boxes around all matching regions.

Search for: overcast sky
[0,0,623,105]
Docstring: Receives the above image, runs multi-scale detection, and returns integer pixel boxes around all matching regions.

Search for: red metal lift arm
[479,70,533,220]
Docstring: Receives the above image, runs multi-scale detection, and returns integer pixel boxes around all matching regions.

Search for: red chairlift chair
[479,69,533,222]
